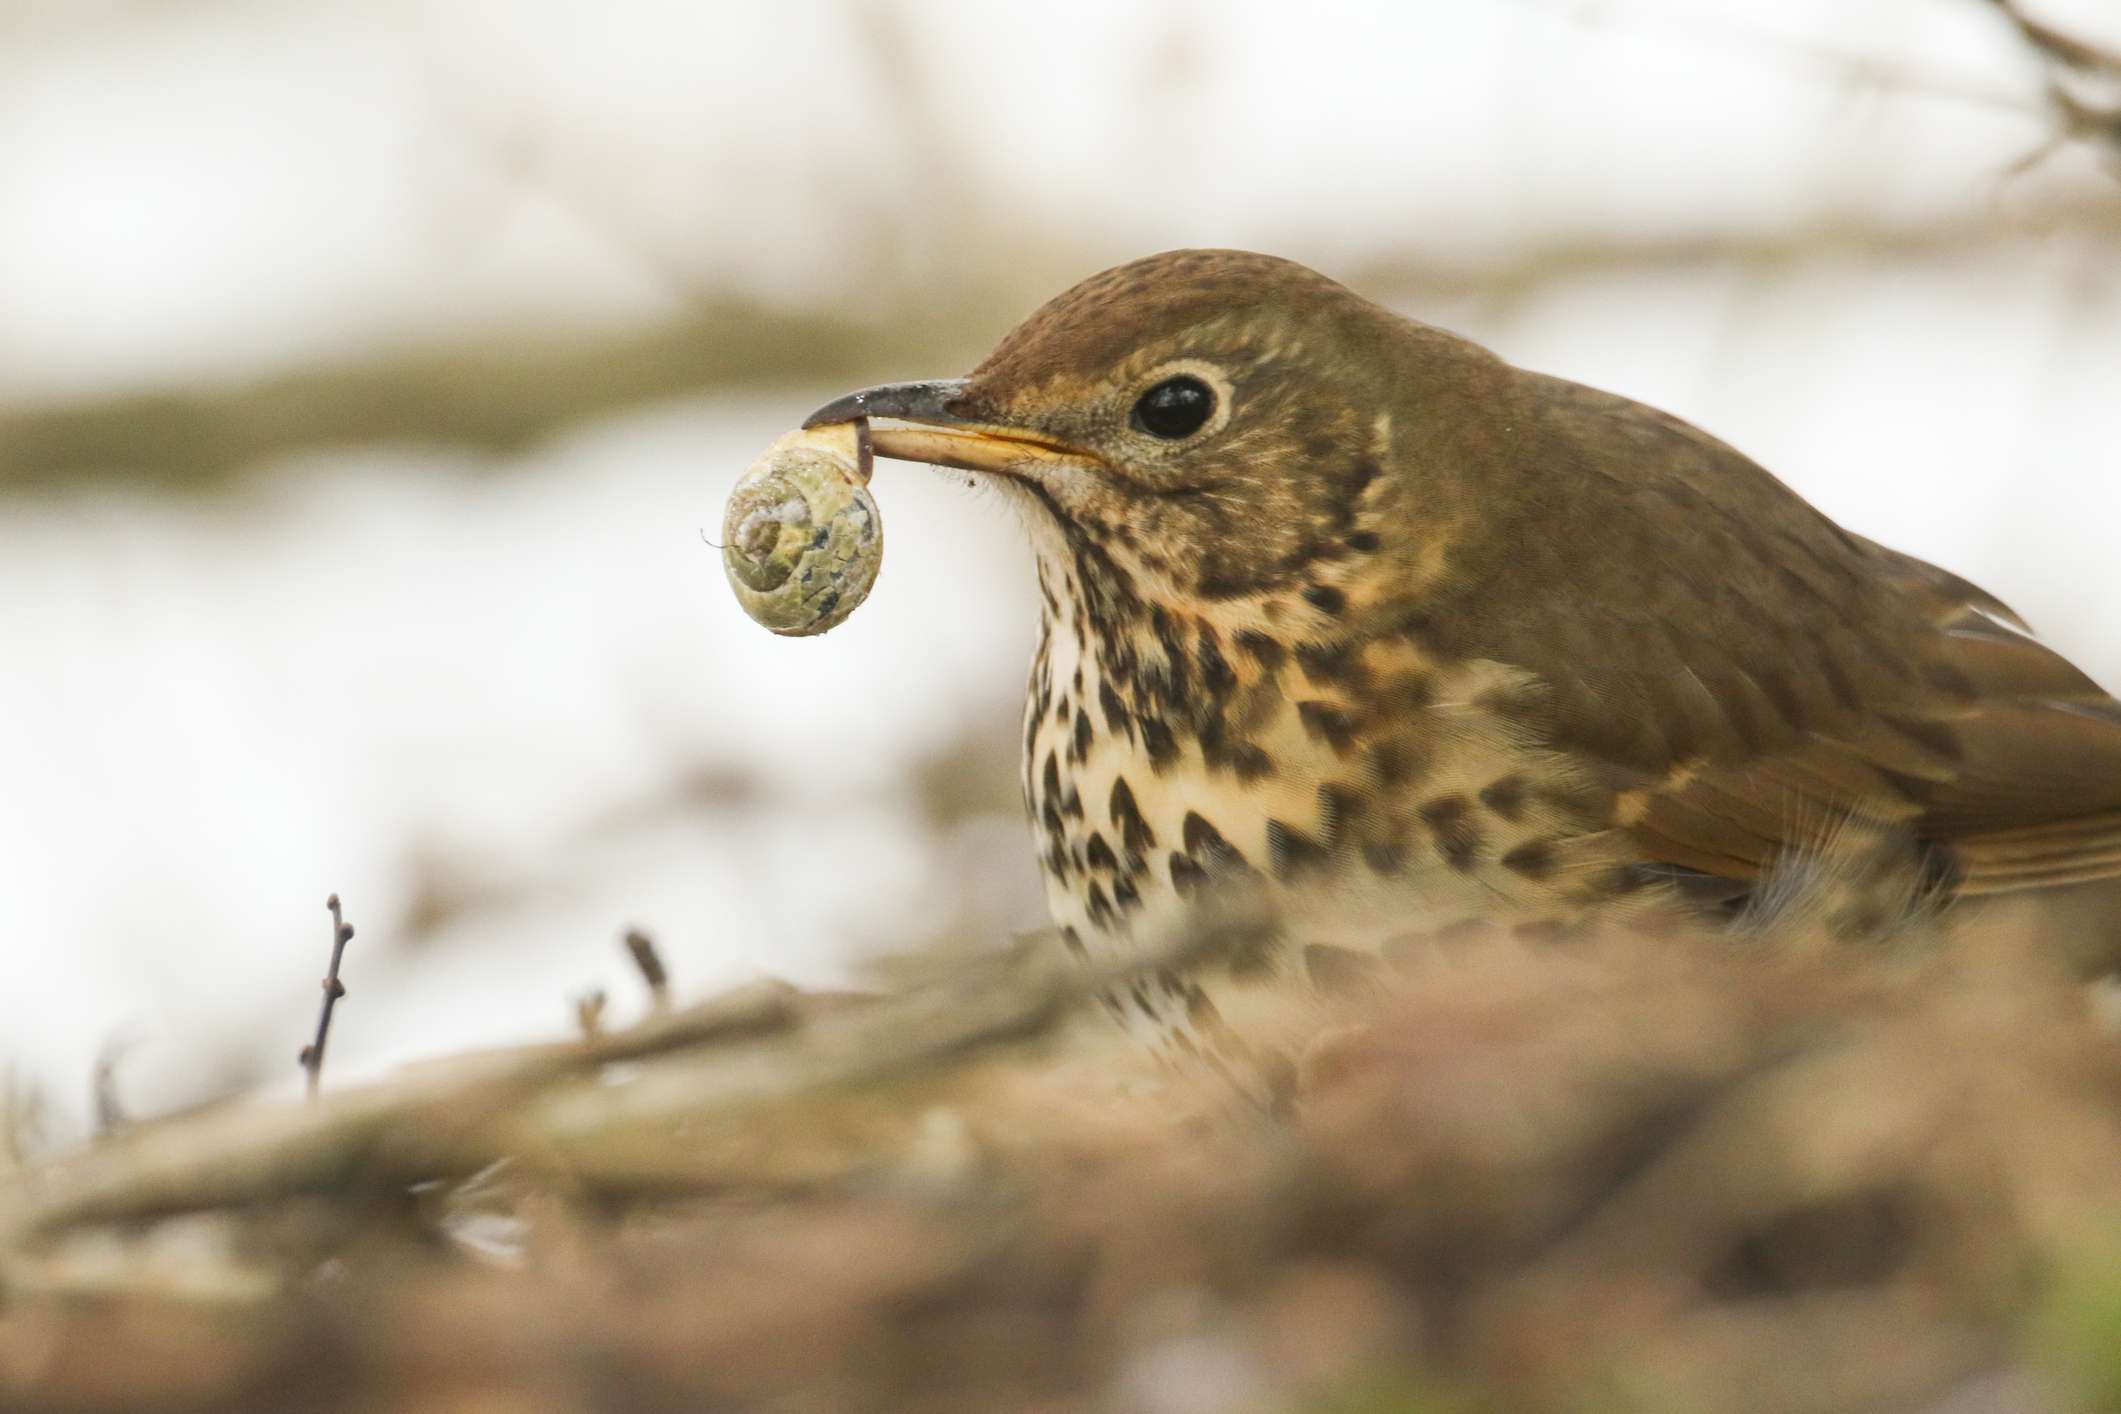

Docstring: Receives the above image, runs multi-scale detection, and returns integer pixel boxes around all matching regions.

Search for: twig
[574,990,608,1039]
[298,895,356,1100]
[1986,0,2121,77]
[623,928,669,1010]
[0,923,1214,1242]
[1984,0,2121,167]
[0,979,799,1242]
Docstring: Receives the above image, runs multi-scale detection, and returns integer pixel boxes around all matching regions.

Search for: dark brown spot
[1110,777,1156,859]
[1381,671,1433,708]
[1479,774,1528,821]
[1341,460,1382,504]
[1169,852,1208,899]
[1266,819,1331,879]
[1394,608,1439,651]
[1473,677,1551,729]
[1230,742,1274,781]
[1140,716,1179,771]
[1235,631,1286,670]
[1182,812,1249,872]
[1345,530,1381,553]
[1302,584,1346,614]
[1085,833,1118,873]
[1316,783,1360,842]
[1371,738,1423,788]
[1099,680,1130,735]
[1197,629,1236,697]
[1296,701,1358,754]
[1059,926,1086,958]
[1296,641,1364,687]
[1085,881,1116,930]
[1500,840,1558,880]
[1419,795,1483,872]
[1197,714,1235,774]
[1023,693,1044,758]
[1113,875,1142,913]
[1071,711,1093,763]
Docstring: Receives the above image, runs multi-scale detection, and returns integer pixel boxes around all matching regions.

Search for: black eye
[1131,375,1215,440]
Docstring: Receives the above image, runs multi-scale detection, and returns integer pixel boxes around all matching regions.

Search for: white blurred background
[1,0,2116,1137]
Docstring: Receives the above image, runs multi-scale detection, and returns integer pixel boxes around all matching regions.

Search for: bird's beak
[802,379,1094,482]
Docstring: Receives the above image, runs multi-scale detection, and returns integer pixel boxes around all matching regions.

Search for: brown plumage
[805,249,2121,1059]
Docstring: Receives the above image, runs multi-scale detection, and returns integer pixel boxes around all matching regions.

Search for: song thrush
[804,249,2121,1070]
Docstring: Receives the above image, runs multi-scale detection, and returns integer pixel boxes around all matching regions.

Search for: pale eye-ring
[1131,375,1216,439]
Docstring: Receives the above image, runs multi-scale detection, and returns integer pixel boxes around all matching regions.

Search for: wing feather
[1438,372,2121,899]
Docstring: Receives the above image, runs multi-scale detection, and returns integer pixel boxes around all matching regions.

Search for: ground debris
[0,921,2117,1413]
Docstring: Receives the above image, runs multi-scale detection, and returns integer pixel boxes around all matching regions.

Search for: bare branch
[0,920,1220,1242]
[623,928,670,1010]
[297,895,356,1100]
[0,978,800,1242]
[1983,0,2121,167]
[3,196,2117,495]
[0,302,976,494]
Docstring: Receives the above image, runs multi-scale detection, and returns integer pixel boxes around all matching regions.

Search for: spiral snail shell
[721,423,881,637]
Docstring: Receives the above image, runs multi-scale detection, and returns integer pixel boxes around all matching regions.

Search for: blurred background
[1,0,2116,1138]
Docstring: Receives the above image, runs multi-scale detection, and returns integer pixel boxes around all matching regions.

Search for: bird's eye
[1131,375,1215,440]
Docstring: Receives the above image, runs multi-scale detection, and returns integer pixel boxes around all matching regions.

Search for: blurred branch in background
[1984,0,2121,171]
[3,193,2117,494]
[0,301,961,493]
[2,0,2119,494]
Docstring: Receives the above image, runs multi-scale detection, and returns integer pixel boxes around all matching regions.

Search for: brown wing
[1402,370,2121,897]
[1619,549,2121,895]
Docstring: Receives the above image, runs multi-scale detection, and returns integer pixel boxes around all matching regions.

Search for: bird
[802,249,2121,1083]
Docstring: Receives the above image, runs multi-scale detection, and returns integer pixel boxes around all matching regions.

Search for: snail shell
[722,424,881,637]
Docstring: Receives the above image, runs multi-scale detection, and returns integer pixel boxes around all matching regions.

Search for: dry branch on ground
[1,911,2117,1413]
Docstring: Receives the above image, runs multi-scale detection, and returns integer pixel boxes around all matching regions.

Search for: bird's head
[805,249,1511,636]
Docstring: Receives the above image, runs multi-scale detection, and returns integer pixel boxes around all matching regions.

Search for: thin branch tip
[624,928,671,1008]
[301,894,358,1099]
